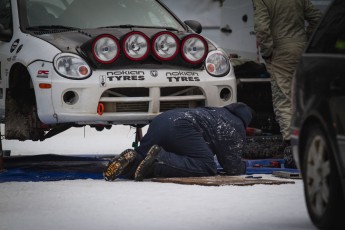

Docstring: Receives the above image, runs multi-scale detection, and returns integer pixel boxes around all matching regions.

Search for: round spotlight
[92,34,120,64]
[181,34,208,65]
[152,31,179,61]
[122,31,150,61]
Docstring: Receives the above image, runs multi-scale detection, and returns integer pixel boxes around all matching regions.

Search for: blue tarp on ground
[0,155,299,182]
[0,154,110,182]
[0,168,104,182]
[245,159,300,174]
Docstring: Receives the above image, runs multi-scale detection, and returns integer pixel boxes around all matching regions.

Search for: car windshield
[20,0,185,31]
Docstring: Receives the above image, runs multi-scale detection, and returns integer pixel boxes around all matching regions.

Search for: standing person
[252,0,322,167]
[104,102,253,181]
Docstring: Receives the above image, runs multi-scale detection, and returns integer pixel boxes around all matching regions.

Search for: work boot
[134,145,161,181]
[104,149,137,181]
[283,144,296,169]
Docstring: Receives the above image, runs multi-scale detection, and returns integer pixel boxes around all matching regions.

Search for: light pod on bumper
[152,31,179,61]
[181,34,208,65]
[123,31,150,61]
[92,34,120,64]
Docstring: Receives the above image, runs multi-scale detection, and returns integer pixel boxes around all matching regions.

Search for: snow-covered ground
[1,126,315,230]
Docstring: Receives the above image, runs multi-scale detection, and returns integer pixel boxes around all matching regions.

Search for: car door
[0,0,13,119]
[307,0,345,176]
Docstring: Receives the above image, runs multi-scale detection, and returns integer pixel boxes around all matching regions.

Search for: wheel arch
[299,112,342,176]
[4,62,43,141]
[8,62,33,90]
[298,114,330,172]
[300,113,345,229]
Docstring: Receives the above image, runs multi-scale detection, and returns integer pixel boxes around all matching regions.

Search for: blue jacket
[154,103,252,174]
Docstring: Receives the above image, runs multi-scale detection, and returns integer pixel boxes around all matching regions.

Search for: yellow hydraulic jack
[132,126,143,148]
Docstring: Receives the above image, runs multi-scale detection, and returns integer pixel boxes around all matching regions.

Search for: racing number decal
[10,39,20,53]
[16,44,23,54]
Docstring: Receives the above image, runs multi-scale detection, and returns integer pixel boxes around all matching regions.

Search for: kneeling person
[104,102,253,181]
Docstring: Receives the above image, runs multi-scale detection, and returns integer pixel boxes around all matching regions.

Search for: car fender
[8,34,61,67]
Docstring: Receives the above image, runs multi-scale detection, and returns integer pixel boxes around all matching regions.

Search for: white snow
[0,126,315,230]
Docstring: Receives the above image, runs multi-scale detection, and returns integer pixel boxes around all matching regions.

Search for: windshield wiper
[26,25,80,31]
[99,24,180,32]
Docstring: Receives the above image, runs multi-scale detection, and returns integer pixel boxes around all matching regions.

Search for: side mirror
[0,24,13,42]
[184,20,202,34]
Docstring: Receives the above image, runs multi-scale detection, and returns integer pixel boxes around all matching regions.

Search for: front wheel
[302,124,344,229]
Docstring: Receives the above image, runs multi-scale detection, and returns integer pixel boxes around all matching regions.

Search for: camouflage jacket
[253,0,322,58]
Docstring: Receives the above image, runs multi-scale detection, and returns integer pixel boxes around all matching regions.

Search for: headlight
[123,31,150,61]
[54,53,91,79]
[181,34,208,64]
[92,34,120,64]
[205,50,230,77]
[152,31,179,61]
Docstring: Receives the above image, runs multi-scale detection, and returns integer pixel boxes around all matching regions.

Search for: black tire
[302,124,344,229]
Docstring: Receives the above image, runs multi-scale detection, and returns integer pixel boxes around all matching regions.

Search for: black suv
[291,0,345,229]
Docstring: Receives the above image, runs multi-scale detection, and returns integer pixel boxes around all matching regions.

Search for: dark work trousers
[135,115,217,178]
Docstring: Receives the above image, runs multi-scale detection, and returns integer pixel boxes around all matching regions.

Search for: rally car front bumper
[29,61,236,125]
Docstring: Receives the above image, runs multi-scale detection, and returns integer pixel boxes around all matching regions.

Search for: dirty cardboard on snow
[151,176,295,186]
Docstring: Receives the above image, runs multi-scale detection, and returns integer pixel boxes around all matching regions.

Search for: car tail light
[122,31,150,61]
[152,32,179,61]
[181,34,208,64]
[92,34,120,64]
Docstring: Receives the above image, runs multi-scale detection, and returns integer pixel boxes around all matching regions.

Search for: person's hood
[224,102,253,128]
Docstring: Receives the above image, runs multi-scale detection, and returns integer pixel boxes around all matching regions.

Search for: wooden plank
[272,171,302,179]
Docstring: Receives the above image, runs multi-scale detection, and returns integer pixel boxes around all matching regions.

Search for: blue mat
[0,168,103,182]
[217,158,299,175]
[0,154,109,182]
[0,155,299,182]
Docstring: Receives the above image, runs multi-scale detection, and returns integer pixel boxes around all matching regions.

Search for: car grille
[99,86,206,113]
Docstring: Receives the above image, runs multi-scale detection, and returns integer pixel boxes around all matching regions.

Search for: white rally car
[0,0,236,141]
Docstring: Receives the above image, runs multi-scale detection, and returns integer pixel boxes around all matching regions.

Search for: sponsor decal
[37,70,49,78]
[150,70,158,77]
[167,76,200,82]
[166,71,200,82]
[100,75,106,87]
[166,71,199,77]
[106,70,145,81]
[10,39,20,53]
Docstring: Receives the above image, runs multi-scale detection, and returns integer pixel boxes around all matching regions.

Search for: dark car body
[291,0,345,228]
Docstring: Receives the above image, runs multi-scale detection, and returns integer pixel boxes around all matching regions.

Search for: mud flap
[5,89,45,141]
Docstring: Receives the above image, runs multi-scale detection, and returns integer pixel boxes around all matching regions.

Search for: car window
[307,0,345,54]
[0,0,12,30]
[21,0,184,31]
